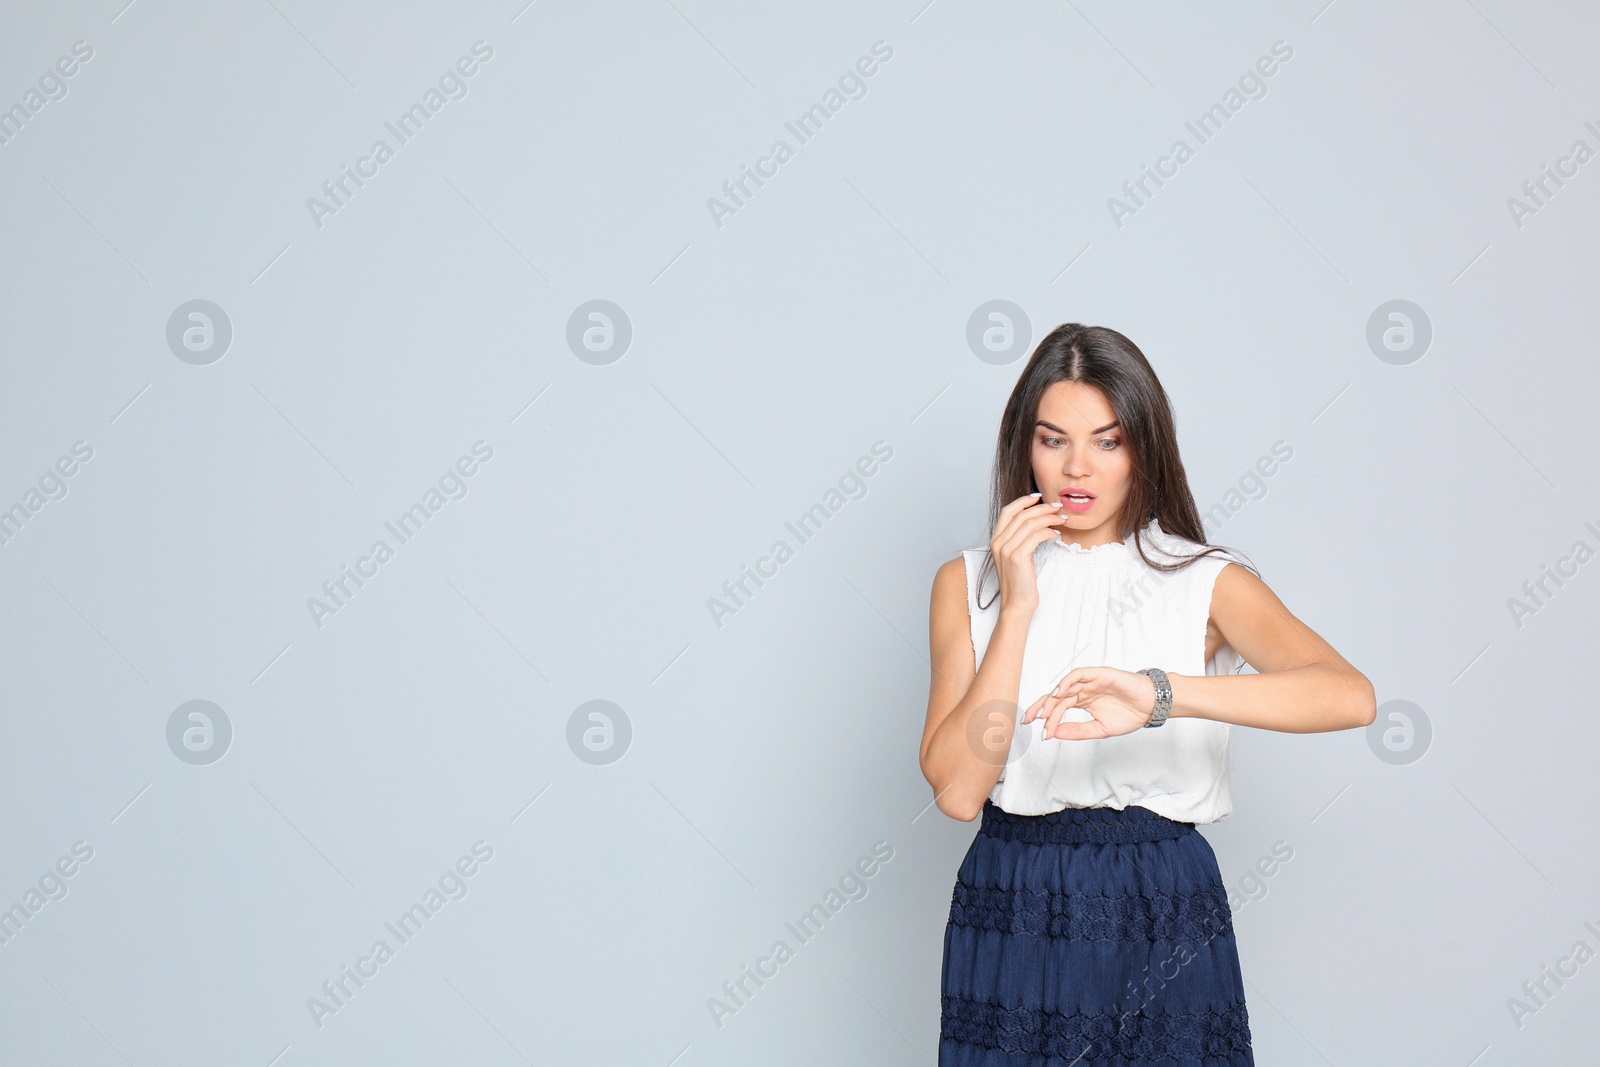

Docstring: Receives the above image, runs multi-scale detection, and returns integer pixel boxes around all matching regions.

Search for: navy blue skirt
[940,800,1253,1066]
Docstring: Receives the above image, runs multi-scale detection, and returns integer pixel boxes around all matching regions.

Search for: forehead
[1034,380,1115,428]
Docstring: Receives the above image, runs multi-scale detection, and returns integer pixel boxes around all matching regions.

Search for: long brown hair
[974,323,1257,609]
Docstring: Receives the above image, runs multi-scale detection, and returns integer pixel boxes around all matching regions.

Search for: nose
[1062,444,1092,477]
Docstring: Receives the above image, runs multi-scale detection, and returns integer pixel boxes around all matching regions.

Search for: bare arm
[1166,561,1376,732]
[1031,560,1378,740]
[917,560,1034,822]
[919,493,1064,822]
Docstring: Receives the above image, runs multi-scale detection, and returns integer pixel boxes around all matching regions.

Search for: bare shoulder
[933,554,967,594]
[1212,558,1282,608]
[930,555,978,684]
[930,555,972,627]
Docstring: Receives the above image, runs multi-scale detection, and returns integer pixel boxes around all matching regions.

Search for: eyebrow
[1037,419,1120,435]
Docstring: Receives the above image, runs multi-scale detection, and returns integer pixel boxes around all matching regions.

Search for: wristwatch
[1136,668,1171,728]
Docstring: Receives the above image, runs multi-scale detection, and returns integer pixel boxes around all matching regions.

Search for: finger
[996,503,1067,556]
[1050,668,1084,697]
[1026,501,1067,525]
[998,491,1043,518]
[993,493,1049,540]
[1024,510,1067,549]
[1063,672,1098,698]
[1049,718,1104,741]
[1011,498,1067,528]
[1043,703,1068,739]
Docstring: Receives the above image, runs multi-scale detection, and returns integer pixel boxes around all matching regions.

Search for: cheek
[1104,450,1133,482]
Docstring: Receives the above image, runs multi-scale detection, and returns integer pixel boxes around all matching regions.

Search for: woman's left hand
[1023,666,1157,740]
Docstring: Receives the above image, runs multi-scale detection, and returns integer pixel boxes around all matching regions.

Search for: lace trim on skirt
[948,883,1233,943]
[941,993,1252,1063]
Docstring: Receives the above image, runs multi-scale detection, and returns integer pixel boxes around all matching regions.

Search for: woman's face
[1029,380,1133,539]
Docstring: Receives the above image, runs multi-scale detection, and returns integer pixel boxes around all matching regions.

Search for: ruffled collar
[1036,517,1167,566]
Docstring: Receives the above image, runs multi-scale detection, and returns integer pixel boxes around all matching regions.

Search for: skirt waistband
[979,799,1195,845]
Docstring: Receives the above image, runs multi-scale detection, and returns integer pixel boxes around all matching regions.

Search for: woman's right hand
[989,492,1065,615]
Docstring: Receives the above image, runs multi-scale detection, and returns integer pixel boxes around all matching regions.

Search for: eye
[1041,435,1064,447]
[1098,437,1120,450]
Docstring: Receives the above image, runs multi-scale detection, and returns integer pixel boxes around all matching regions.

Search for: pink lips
[1059,488,1095,514]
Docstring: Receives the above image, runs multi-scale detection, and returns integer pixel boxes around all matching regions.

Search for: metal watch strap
[1137,667,1171,728]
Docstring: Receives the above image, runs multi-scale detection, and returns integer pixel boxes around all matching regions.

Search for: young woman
[919,324,1376,1066]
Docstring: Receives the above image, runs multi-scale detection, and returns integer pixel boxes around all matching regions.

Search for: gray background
[1,0,1596,1063]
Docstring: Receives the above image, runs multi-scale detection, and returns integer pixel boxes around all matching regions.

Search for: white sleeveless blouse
[961,517,1245,824]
